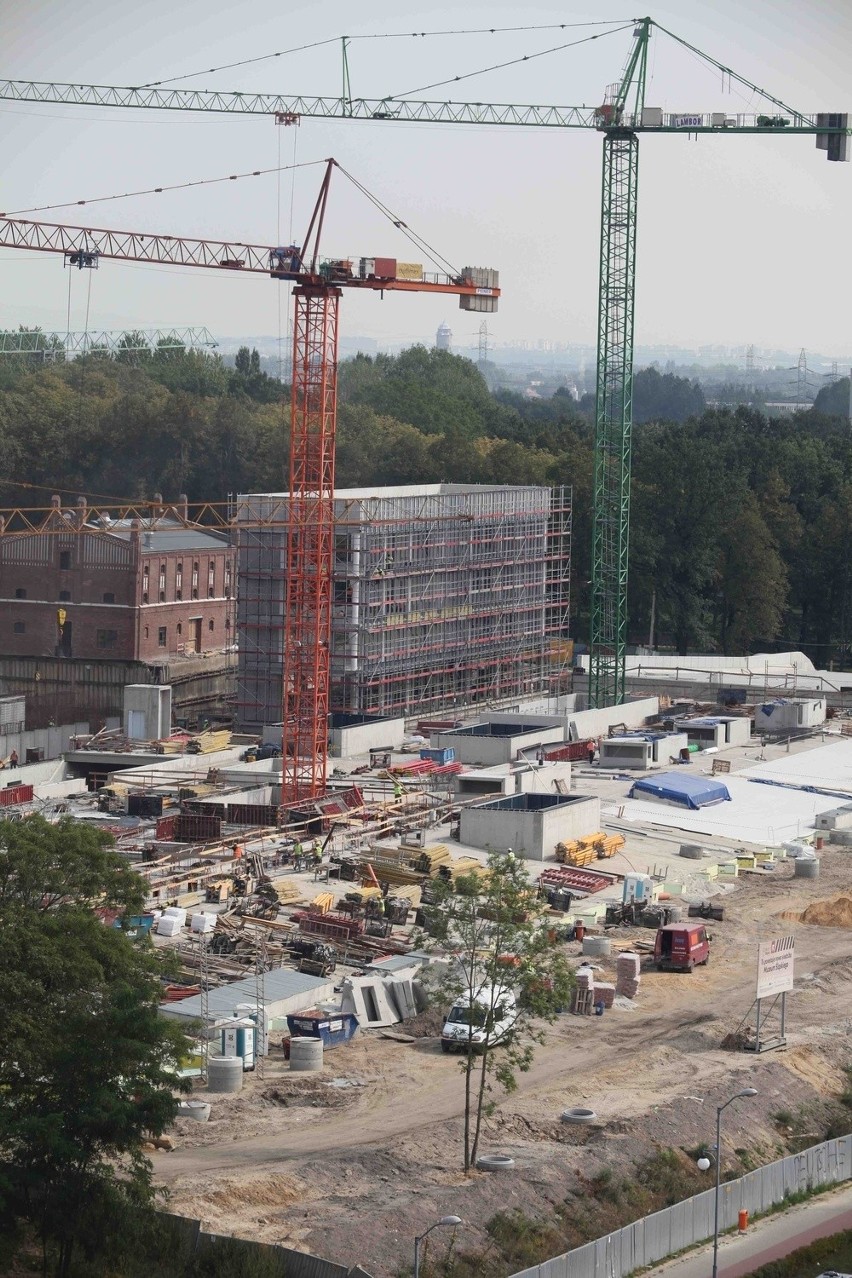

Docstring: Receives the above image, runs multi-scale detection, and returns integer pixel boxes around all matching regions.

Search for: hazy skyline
[2,0,850,355]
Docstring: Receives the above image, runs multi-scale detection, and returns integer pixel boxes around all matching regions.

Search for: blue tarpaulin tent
[628,772,731,809]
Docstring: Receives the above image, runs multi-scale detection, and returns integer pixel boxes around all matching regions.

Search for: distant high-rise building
[436,322,452,352]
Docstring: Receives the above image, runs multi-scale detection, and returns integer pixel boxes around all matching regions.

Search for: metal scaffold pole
[589,128,639,710]
[281,286,339,801]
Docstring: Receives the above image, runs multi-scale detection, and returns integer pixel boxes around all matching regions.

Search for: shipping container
[373,256,397,277]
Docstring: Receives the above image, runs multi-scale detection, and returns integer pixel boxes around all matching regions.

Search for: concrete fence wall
[510,1135,851,1278]
[162,1212,365,1278]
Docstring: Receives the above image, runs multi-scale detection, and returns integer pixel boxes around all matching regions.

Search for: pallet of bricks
[615,951,640,1000]
[556,831,624,866]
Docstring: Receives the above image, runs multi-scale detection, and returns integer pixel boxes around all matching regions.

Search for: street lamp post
[413,1216,462,1278]
[711,1088,758,1278]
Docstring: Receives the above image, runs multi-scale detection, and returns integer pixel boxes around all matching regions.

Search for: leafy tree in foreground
[423,851,573,1173]
[0,816,190,1278]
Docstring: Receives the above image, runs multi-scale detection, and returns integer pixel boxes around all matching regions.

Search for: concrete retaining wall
[432,725,566,766]
[329,714,406,757]
[461,793,600,860]
[566,697,659,742]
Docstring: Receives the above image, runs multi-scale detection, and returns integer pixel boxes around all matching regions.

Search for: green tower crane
[1,21,848,708]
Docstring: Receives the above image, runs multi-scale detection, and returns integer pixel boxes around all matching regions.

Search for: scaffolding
[236,484,572,730]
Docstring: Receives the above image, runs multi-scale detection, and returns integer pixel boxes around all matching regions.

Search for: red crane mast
[0,160,500,800]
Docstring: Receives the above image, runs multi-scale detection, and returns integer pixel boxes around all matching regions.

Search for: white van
[440,987,517,1054]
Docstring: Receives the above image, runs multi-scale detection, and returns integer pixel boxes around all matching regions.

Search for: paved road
[649,1182,852,1277]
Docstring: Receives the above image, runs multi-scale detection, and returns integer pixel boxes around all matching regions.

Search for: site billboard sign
[756,936,795,999]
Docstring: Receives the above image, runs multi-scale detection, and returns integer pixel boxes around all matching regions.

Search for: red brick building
[0,498,235,663]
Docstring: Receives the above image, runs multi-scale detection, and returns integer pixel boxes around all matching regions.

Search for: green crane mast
[1,22,847,708]
[590,18,649,709]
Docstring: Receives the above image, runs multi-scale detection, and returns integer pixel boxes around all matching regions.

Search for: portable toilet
[234,1002,270,1057]
[623,873,653,906]
[221,1018,256,1070]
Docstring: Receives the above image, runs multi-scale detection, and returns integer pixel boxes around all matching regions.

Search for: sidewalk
[648,1182,852,1277]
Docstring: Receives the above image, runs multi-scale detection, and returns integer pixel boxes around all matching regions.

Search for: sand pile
[799,896,852,928]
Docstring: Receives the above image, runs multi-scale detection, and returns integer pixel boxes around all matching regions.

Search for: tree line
[1,341,850,663]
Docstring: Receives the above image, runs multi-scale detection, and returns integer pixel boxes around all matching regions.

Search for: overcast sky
[1,0,850,358]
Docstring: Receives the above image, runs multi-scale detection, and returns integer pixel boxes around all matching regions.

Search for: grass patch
[741,1226,852,1277]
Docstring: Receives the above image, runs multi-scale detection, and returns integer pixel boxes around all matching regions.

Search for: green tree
[423,852,573,1173]
[716,494,788,653]
[0,816,189,1277]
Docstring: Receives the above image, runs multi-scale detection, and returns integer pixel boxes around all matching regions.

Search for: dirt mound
[399,1006,445,1038]
[800,896,852,928]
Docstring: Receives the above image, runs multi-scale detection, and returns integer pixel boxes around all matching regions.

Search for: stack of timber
[412,844,452,876]
[555,832,625,866]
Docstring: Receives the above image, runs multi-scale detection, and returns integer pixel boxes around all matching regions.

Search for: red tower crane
[0,159,500,800]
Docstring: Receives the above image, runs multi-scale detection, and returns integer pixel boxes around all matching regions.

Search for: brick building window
[224,562,232,597]
[144,627,149,639]
[177,623,183,636]
[103,592,115,604]
[14,588,25,599]
[208,560,215,597]
[158,627,167,647]
[191,562,199,599]
[59,550,71,570]
[175,563,183,600]
[142,564,149,604]
[159,563,166,603]
[13,622,25,633]
[59,590,71,601]
[97,629,118,648]
[209,618,214,631]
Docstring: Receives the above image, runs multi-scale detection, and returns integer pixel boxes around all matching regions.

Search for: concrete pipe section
[582,937,611,957]
[476,1154,516,1172]
[679,844,705,860]
[206,1056,244,1094]
[794,858,820,878]
[290,1037,324,1072]
[178,1100,211,1122]
[561,1107,598,1124]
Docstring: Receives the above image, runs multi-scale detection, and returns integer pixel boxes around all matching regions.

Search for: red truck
[654,923,710,972]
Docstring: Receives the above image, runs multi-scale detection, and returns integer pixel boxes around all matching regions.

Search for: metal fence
[510,1134,852,1278]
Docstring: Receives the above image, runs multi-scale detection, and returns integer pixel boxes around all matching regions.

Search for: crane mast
[590,19,648,709]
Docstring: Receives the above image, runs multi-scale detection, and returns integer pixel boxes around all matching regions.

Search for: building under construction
[236,483,571,731]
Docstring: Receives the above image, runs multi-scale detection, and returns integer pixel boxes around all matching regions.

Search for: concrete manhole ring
[561,1107,597,1124]
[476,1154,516,1172]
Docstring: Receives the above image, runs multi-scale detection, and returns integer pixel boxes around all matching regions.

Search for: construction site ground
[155,815,852,1278]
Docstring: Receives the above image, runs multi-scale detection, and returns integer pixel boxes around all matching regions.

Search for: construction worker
[8,749,18,769]
[232,843,244,860]
[393,780,404,801]
[293,839,303,869]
